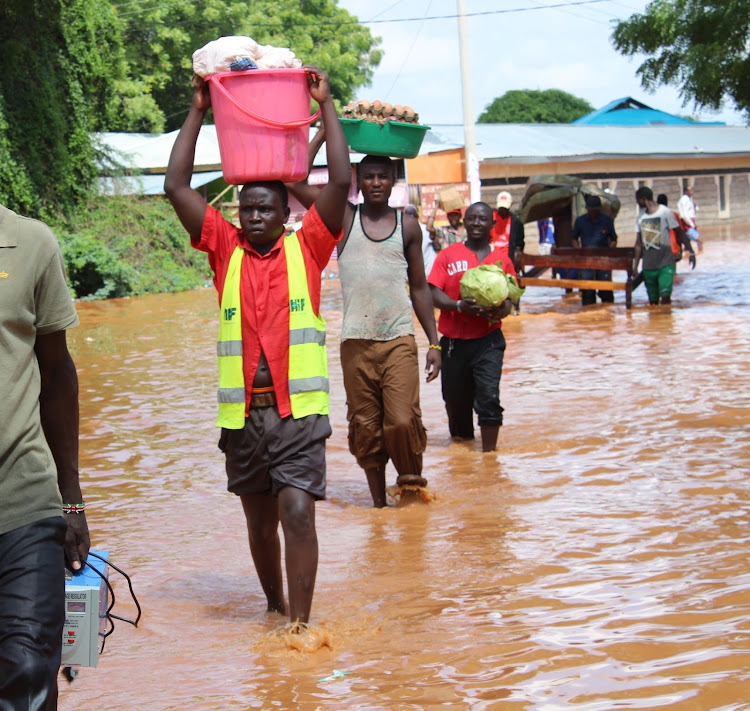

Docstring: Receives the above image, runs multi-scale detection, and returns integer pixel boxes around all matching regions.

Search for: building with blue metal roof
[406,116,750,229]
[96,96,750,230]
[572,97,725,127]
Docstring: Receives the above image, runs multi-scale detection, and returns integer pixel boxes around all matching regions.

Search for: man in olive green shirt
[0,203,89,709]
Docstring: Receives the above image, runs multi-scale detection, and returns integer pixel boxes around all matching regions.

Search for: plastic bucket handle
[208,73,321,128]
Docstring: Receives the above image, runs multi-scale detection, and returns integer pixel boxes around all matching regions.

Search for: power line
[386,0,433,95]
[117,0,198,19]
[112,0,160,8]
[122,0,614,26]
[357,0,613,24]
[364,0,409,23]
[524,0,613,28]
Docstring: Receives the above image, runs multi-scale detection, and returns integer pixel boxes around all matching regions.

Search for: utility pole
[457,0,480,203]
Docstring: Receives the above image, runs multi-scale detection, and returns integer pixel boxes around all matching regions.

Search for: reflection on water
[61,229,749,710]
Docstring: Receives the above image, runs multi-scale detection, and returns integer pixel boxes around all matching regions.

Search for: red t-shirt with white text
[428,241,516,340]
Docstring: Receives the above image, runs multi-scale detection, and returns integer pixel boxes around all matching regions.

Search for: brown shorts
[218,407,331,500]
[340,335,426,474]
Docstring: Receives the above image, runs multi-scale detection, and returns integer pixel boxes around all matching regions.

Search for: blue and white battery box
[62,550,109,668]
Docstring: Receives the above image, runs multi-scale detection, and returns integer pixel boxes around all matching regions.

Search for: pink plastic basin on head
[206,69,320,185]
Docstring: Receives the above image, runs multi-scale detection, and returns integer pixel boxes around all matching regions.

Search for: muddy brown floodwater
[60,225,749,710]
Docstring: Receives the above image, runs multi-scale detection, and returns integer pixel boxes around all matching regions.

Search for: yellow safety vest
[216,233,329,429]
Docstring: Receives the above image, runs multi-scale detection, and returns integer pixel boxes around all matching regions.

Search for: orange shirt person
[489,191,525,272]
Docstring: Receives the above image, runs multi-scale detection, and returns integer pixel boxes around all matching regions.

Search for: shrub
[52,195,210,299]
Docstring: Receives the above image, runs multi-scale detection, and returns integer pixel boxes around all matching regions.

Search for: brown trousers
[340,335,427,475]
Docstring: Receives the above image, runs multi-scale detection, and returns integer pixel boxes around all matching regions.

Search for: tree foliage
[0,0,161,218]
[611,0,750,119]
[0,1,382,299]
[118,0,383,131]
[0,0,381,219]
[478,89,594,123]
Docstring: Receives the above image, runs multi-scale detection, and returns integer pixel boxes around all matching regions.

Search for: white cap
[496,191,512,209]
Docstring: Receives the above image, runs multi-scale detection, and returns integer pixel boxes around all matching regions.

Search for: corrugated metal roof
[573,96,704,126]
[97,171,224,196]
[97,127,222,173]
[95,121,750,190]
[577,107,695,126]
[417,123,750,162]
[95,126,364,190]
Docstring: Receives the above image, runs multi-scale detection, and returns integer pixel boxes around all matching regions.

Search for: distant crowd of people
[418,183,698,308]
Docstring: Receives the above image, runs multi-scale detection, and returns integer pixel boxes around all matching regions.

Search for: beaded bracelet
[429,344,442,351]
[62,502,86,514]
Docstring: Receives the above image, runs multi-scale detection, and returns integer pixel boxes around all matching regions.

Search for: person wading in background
[426,204,466,251]
[428,202,515,452]
[490,190,525,273]
[571,195,618,306]
[288,154,441,507]
[634,187,696,305]
[406,204,437,277]
[677,184,703,253]
[657,193,688,263]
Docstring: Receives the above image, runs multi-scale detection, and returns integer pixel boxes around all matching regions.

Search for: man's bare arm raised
[165,68,350,239]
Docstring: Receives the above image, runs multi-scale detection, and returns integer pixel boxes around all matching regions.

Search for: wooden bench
[519,247,636,309]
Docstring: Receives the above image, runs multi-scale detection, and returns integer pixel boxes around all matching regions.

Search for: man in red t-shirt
[428,202,515,452]
[164,67,351,627]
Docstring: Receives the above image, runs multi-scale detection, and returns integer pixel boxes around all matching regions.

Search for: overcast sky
[336,0,746,127]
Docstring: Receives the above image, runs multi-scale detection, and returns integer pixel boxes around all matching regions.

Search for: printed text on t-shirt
[446,260,470,276]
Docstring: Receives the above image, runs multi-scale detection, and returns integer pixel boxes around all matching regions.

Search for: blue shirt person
[571,195,619,305]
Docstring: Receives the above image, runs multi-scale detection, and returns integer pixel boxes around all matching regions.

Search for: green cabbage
[506,274,525,305]
[459,264,509,307]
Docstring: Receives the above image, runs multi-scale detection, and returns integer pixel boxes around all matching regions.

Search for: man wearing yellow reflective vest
[164,66,351,627]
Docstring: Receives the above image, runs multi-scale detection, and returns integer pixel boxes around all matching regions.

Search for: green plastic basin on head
[339,118,430,158]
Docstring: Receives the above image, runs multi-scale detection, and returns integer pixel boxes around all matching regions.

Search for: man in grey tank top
[289,154,441,506]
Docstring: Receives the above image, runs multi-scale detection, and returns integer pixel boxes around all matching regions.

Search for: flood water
[60,225,749,710]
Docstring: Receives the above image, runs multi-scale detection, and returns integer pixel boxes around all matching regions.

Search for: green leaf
[611,0,750,119]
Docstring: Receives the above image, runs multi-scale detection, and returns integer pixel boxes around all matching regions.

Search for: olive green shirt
[0,204,79,534]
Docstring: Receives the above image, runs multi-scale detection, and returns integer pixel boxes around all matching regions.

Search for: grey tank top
[339,206,414,341]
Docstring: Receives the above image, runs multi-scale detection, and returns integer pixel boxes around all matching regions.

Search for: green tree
[611,0,750,119]
[478,89,594,123]
[0,0,162,218]
[117,0,383,131]
[0,0,382,218]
